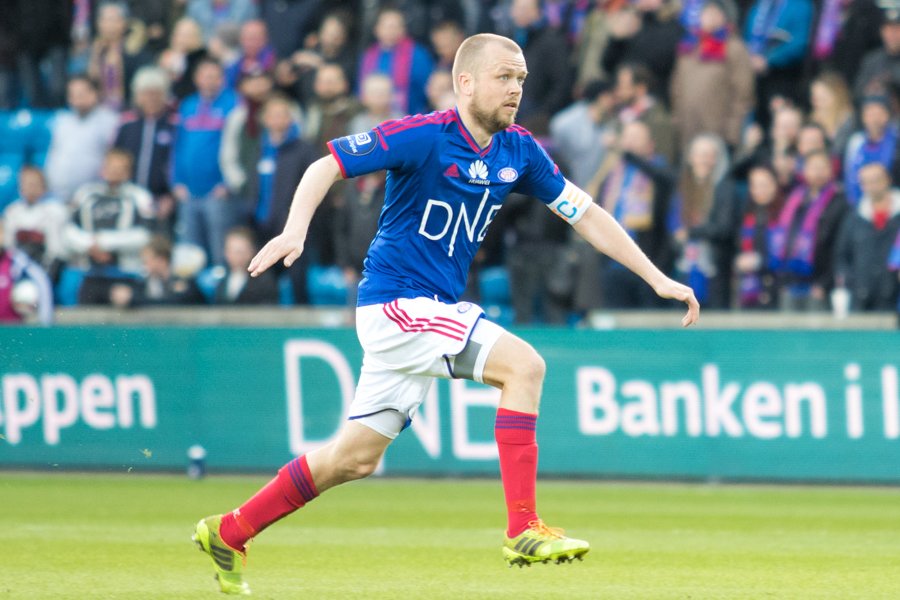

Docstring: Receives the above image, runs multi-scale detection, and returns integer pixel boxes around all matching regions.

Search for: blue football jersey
[327,108,568,306]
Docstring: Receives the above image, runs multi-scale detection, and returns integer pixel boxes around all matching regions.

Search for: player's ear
[458,71,474,97]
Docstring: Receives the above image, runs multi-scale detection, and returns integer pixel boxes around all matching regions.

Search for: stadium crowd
[1,0,899,325]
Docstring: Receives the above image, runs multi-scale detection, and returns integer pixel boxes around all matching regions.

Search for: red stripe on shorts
[382,302,464,341]
[391,301,467,336]
[392,301,468,334]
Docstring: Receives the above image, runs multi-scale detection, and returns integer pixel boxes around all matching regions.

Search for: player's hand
[654,278,700,328]
[248,233,305,277]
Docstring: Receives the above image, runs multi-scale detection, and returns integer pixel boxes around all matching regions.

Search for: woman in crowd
[809,72,855,161]
[673,133,740,308]
[735,163,783,309]
[770,150,848,310]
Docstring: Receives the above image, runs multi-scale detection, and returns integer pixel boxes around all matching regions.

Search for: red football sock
[495,408,539,538]
[219,455,319,551]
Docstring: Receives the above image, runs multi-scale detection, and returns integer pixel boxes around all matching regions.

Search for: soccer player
[193,33,699,594]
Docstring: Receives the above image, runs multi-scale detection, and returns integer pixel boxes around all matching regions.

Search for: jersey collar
[453,107,493,157]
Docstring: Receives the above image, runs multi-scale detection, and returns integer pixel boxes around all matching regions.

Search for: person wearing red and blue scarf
[224,20,277,89]
[671,0,754,150]
[735,164,783,309]
[359,7,434,116]
[678,0,737,55]
[769,150,847,310]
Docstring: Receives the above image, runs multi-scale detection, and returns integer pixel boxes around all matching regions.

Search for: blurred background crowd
[1,0,900,326]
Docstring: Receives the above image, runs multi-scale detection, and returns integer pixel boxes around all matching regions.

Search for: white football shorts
[349,297,506,439]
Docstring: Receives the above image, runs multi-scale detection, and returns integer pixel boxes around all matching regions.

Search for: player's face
[470,47,527,134]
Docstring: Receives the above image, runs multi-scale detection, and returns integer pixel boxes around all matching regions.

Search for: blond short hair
[451,33,521,94]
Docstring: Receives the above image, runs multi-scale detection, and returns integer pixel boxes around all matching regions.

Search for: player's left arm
[571,201,699,327]
[517,132,697,325]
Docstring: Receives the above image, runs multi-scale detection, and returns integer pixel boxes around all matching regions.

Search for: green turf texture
[3,473,899,599]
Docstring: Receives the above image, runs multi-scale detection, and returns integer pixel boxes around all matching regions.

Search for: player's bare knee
[511,347,545,388]
[335,452,380,482]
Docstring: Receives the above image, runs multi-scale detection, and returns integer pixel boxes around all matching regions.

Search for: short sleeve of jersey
[512,133,566,203]
[327,117,435,179]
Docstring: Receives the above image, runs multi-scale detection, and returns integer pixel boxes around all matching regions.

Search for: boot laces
[528,519,565,539]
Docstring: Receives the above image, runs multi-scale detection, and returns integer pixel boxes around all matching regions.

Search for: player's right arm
[249,117,434,276]
[248,154,343,276]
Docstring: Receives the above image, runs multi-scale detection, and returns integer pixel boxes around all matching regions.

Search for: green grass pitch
[3,472,900,599]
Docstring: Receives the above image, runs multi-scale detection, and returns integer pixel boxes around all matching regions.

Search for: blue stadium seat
[479,266,512,305]
[0,154,23,210]
[0,110,33,154]
[307,265,347,306]
[30,151,47,167]
[195,266,226,303]
[483,304,515,327]
[27,110,56,156]
[278,274,296,305]
[55,267,86,306]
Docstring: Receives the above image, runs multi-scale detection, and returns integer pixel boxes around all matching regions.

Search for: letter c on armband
[546,179,592,225]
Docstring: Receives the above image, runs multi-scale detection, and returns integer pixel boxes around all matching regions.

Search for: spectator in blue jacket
[744,0,814,128]
[172,57,239,267]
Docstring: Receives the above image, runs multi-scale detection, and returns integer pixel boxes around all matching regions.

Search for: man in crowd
[172,57,239,267]
[45,76,119,203]
[63,149,153,305]
[835,162,900,311]
[115,66,179,234]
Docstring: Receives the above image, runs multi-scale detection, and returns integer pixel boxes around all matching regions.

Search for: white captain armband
[545,179,592,225]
